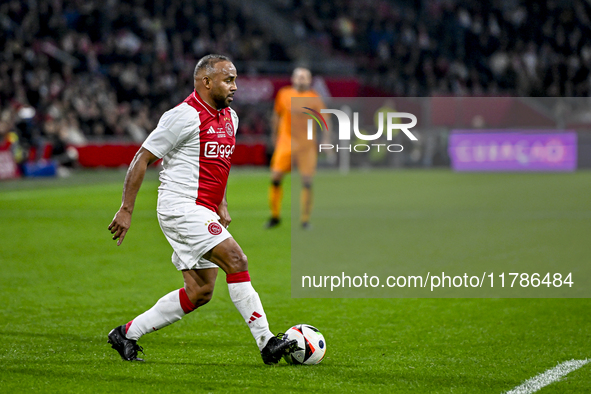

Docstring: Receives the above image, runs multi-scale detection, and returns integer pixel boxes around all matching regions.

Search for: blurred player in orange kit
[266,67,330,229]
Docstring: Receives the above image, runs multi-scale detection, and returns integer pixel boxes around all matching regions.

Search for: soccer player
[107,54,297,364]
[266,67,329,229]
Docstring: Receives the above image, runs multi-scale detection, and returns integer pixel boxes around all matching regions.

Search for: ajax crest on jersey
[283,324,326,365]
[225,122,234,137]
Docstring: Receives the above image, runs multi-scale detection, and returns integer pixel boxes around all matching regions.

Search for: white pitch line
[505,359,589,394]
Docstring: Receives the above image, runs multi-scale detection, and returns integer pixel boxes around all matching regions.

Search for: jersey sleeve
[229,108,239,136]
[273,88,285,115]
[142,104,200,158]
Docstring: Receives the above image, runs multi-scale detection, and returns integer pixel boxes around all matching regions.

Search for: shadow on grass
[1,363,521,393]
[0,330,97,343]
[2,364,312,393]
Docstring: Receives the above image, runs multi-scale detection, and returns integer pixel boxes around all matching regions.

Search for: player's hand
[108,209,132,246]
[217,203,232,229]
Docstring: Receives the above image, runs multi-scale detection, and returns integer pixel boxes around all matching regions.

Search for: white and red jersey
[142,91,238,212]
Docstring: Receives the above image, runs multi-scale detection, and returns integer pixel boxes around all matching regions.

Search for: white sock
[227,271,274,351]
[125,288,195,340]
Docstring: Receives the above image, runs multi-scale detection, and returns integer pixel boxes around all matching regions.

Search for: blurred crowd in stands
[0,0,273,166]
[278,0,591,96]
[1,0,590,168]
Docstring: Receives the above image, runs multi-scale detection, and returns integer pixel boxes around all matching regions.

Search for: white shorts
[157,197,232,271]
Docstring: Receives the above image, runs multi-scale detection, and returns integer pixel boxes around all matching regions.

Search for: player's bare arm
[217,187,231,228]
[108,147,159,245]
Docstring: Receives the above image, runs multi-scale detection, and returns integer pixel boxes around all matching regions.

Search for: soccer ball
[283,324,326,365]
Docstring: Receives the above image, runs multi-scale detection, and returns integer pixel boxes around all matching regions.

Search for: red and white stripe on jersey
[184,92,237,211]
[142,91,238,212]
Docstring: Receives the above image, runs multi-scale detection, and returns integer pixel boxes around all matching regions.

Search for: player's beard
[212,90,232,109]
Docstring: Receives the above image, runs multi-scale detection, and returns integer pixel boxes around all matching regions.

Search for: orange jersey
[274,86,325,148]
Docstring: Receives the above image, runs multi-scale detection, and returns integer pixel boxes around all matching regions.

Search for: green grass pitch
[1,168,590,393]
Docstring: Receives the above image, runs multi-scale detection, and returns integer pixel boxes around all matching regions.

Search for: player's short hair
[194,54,232,77]
[293,67,311,77]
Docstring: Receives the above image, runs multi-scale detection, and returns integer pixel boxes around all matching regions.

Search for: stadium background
[2,1,591,393]
[2,0,591,174]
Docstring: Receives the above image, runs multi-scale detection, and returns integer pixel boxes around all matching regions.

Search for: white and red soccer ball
[283,324,326,365]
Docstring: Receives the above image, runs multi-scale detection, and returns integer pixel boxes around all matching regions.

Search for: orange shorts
[270,143,317,177]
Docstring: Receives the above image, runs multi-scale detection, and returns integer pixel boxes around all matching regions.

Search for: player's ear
[201,75,211,89]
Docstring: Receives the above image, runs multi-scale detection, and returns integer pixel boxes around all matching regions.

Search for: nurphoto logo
[303,106,418,153]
